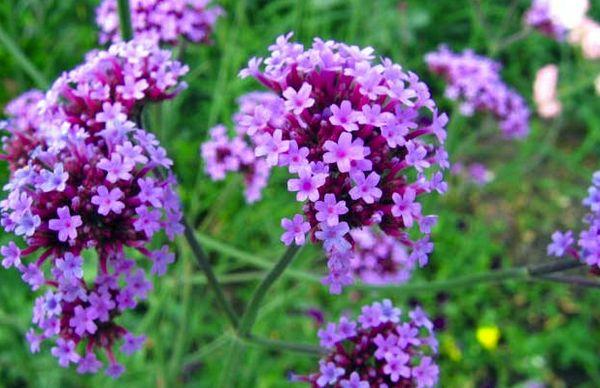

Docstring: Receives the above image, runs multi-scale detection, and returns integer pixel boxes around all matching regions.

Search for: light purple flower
[51,338,80,367]
[281,214,311,245]
[322,132,366,173]
[283,83,315,115]
[349,172,382,204]
[287,168,326,202]
[91,186,125,215]
[315,193,348,226]
[391,189,422,227]
[329,100,361,132]
[48,206,82,242]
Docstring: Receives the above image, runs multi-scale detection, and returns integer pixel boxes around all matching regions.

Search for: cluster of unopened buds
[96,0,223,45]
[425,46,530,139]
[293,299,439,387]
[203,33,449,294]
[0,39,187,377]
[548,170,600,270]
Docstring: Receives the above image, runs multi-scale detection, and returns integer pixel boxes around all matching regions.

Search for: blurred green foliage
[0,0,599,387]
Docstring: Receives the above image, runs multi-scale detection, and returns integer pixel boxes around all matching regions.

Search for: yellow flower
[476,325,500,351]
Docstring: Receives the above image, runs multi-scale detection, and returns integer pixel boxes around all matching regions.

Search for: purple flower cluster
[294,300,438,387]
[0,90,45,171]
[426,46,530,139]
[235,33,448,293]
[547,170,600,269]
[0,40,187,377]
[348,227,430,285]
[96,0,223,45]
[451,162,494,186]
[200,92,279,203]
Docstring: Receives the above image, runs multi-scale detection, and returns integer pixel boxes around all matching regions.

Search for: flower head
[0,40,186,376]
[227,34,448,293]
[96,0,223,45]
[296,300,438,387]
[426,46,530,139]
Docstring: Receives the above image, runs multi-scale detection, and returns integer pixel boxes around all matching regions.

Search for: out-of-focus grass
[0,0,599,386]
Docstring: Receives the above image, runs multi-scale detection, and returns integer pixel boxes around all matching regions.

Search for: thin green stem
[183,218,239,328]
[0,25,48,89]
[532,274,600,288]
[117,0,134,41]
[237,244,302,336]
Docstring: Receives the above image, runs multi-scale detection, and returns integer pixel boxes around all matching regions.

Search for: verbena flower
[234,33,448,293]
[451,162,494,186]
[0,90,45,171]
[525,0,589,40]
[426,46,530,139]
[200,93,279,203]
[348,227,427,285]
[548,171,600,269]
[0,39,187,376]
[96,0,223,45]
[294,299,439,387]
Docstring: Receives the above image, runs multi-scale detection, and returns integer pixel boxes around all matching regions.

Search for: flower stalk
[117,0,134,41]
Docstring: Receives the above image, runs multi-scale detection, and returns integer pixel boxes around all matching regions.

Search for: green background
[0,0,599,386]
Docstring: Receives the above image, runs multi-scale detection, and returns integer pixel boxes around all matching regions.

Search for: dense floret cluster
[294,300,438,387]
[0,40,187,377]
[548,170,600,269]
[233,33,448,293]
[348,227,425,285]
[201,92,278,203]
[96,0,223,45]
[426,46,530,139]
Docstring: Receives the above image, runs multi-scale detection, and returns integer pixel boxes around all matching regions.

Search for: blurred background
[0,0,599,386]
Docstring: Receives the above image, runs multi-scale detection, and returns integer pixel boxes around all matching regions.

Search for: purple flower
[39,163,68,192]
[426,46,530,139]
[281,214,311,245]
[317,323,339,348]
[358,303,383,328]
[322,132,366,173]
[70,306,98,336]
[121,333,146,355]
[283,83,315,115]
[547,230,574,257]
[0,40,185,376]
[91,186,125,215]
[1,241,21,268]
[218,34,449,293]
[255,129,290,167]
[21,263,44,290]
[133,206,162,238]
[287,168,326,202]
[316,361,345,387]
[51,339,80,367]
[349,172,382,204]
[413,357,439,388]
[383,352,411,382]
[55,252,84,280]
[106,362,125,378]
[299,300,438,386]
[329,101,361,132]
[88,291,116,322]
[98,153,135,183]
[340,372,369,388]
[77,353,102,374]
[48,206,83,242]
[96,0,223,45]
[392,189,422,227]
[315,222,351,253]
[314,194,348,226]
[151,246,176,276]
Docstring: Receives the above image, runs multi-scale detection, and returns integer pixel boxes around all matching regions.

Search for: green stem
[183,218,239,328]
[237,244,302,336]
[117,0,134,41]
[0,25,48,89]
